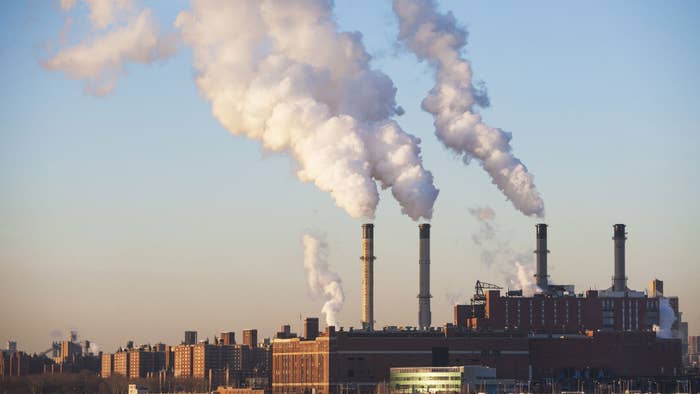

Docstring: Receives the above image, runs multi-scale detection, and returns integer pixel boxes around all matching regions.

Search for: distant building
[129,347,164,378]
[243,330,258,348]
[650,279,664,297]
[390,366,509,393]
[214,387,266,394]
[101,353,114,377]
[174,345,194,377]
[220,332,236,346]
[304,318,319,340]
[6,341,16,354]
[113,351,130,376]
[57,341,82,364]
[185,331,198,345]
[128,384,148,394]
[690,336,700,367]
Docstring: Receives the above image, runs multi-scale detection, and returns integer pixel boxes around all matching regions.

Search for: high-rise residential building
[174,345,194,377]
[58,341,82,364]
[185,331,198,345]
[193,343,218,378]
[650,278,664,297]
[101,353,114,378]
[220,332,236,346]
[113,351,130,377]
[690,335,700,355]
[164,345,174,373]
[129,348,162,379]
[243,329,258,348]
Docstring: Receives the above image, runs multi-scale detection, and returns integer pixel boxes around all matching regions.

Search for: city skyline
[1,0,699,356]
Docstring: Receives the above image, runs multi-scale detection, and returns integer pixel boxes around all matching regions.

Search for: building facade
[272,326,682,394]
[455,289,660,333]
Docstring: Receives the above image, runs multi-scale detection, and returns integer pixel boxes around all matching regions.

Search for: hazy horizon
[1,0,698,354]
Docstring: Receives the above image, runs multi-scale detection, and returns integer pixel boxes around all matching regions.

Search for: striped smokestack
[418,224,431,330]
[361,223,375,330]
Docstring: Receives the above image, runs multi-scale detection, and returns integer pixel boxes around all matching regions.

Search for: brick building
[174,344,194,377]
[113,350,130,376]
[101,353,114,377]
[243,330,258,348]
[272,325,682,394]
[455,289,660,333]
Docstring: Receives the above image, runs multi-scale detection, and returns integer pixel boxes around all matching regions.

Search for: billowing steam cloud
[175,0,438,220]
[469,205,540,296]
[653,298,676,339]
[302,233,344,327]
[43,0,178,96]
[394,0,545,218]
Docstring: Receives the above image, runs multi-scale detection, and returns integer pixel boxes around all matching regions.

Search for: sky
[1,0,698,354]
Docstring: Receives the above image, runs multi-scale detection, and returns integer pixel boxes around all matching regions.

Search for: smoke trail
[302,233,344,327]
[175,0,439,220]
[653,298,676,339]
[468,205,541,295]
[394,0,544,218]
[43,0,179,96]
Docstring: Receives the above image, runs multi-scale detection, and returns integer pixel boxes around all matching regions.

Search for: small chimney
[534,223,549,291]
[361,224,375,331]
[612,224,627,292]
[418,224,431,330]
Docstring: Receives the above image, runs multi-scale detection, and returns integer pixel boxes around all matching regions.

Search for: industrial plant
[2,223,697,394]
[271,222,694,394]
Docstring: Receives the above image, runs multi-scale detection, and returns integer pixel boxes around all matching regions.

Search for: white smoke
[653,297,676,339]
[43,0,179,96]
[468,205,541,295]
[175,0,439,220]
[511,261,539,297]
[394,0,545,218]
[89,341,100,355]
[302,233,344,327]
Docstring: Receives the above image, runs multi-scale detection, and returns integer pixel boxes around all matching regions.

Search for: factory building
[457,288,659,333]
[454,224,684,334]
[272,325,681,394]
[270,222,685,394]
[390,365,507,393]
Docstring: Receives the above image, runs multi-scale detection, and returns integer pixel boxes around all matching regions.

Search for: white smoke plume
[89,341,100,355]
[43,0,179,96]
[175,0,439,220]
[394,0,545,218]
[302,233,344,327]
[653,297,676,339]
[511,260,539,297]
[468,205,541,295]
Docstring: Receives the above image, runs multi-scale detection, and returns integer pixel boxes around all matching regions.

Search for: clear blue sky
[1,1,698,353]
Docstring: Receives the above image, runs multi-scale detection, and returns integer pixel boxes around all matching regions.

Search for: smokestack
[361,224,375,330]
[534,223,549,291]
[418,224,431,329]
[612,224,627,292]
